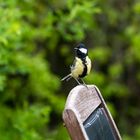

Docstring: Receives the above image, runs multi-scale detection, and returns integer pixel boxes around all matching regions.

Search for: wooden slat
[64,85,101,123]
[63,109,88,140]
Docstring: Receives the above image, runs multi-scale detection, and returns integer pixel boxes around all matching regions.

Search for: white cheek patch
[79,48,87,54]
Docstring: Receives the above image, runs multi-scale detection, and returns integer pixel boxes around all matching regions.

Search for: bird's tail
[61,73,72,81]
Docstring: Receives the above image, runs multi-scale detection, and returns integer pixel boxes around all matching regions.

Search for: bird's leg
[81,79,88,89]
[74,78,81,85]
[81,79,86,85]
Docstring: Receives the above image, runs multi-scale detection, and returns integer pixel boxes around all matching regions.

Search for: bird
[61,43,91,85]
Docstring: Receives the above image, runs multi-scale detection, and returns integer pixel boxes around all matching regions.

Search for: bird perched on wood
[61,43,91,85]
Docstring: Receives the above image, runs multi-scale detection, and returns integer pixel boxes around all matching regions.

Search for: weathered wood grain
[64,85,101,123]
[63,109,88,140]
[63,85,122,140]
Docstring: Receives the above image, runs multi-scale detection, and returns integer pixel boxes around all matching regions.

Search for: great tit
[61,43,91,85]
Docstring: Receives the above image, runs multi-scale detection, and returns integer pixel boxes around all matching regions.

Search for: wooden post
[63,85,122,140]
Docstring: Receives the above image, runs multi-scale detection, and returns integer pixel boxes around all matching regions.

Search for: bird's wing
[70,58,76,71]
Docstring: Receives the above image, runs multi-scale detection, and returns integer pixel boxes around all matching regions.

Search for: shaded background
[0,0,140,139]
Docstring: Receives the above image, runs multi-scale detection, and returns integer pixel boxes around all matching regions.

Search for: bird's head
[74,43,88,59]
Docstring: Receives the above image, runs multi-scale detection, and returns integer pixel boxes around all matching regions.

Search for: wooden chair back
[63,85,121,140]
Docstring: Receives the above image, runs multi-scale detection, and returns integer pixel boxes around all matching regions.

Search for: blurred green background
[0,0,140,139]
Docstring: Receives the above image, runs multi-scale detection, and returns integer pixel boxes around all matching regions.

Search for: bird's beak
[74,47,78,50]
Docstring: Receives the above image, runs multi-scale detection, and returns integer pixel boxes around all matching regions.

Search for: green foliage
[0,0,64,139]
[0,0,140,139]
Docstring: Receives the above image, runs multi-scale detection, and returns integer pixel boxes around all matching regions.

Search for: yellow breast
[71,57,91,78]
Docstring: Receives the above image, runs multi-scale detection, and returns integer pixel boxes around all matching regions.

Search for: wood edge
[94,85,122,140]
[63,109,88,140]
